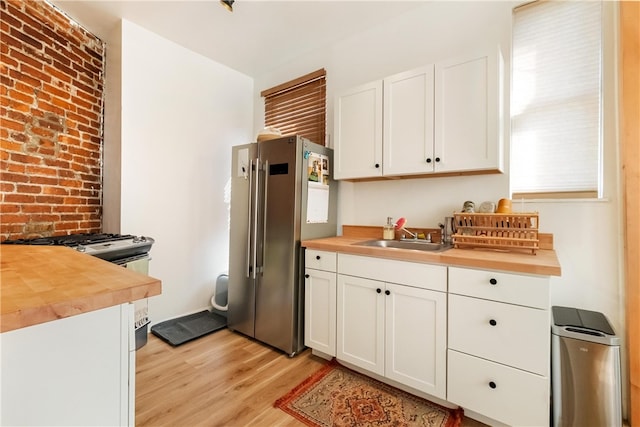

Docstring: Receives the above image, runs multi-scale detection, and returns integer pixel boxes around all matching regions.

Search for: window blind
[261,69,326,146]
[511,1,602,197]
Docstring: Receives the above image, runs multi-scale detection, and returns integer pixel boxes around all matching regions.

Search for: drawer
[305,250,337,272]
[449,266,549,309]
[337,253,446,292]
[448,294,550,376]
[447,350,549,427]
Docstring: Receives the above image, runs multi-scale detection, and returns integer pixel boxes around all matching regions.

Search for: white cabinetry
[383,65,435,176]
[1,303,135,427]
[434,47,503,173]
[334,47,503,180]
[337,274,384,374]
[446,267,550,426]
[334,81,383,179]
[304,249,337,357]
[336,254,447,399]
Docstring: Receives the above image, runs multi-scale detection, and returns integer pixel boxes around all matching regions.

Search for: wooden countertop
[1,245,162,333]
[302,235,561,277]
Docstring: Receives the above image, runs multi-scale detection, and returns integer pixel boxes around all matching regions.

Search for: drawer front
[337,254,446,292]
[449,266,549,309]
[448,294,550,376]
[305,250,337,272]
[447,350,549,427]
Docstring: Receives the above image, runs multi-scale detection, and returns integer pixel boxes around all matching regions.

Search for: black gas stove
[2,233,154,262]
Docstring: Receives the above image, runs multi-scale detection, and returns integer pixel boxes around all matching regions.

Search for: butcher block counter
[302,226,561,277]
[1,245,162,333]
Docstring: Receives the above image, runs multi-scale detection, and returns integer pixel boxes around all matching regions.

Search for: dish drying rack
[452,212,540,254]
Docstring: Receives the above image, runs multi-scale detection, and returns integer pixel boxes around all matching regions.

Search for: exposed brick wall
[0,0,105,241]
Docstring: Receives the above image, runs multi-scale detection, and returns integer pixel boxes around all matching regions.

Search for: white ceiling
[49,0,427,78]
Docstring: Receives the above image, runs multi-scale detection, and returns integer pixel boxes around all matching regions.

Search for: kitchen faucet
[401,228,418,240]
[395,218,432,242]
[400,229,432,243]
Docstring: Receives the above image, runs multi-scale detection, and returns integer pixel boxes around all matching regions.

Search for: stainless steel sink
[353,239,452,252]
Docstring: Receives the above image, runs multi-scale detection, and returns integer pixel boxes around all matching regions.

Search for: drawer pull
[385,290,390,295]
[376,288,382,293]
[316,255,321,260]
[304,274,309,278]
[489,319,497,326]
[489,278,497,285]
[489,381,497,389]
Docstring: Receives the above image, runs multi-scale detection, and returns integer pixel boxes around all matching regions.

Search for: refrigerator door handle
[261,160,269,276]
[252,158,261,279]
[246,158,254,278]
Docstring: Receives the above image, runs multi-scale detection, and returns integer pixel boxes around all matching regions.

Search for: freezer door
[227,143,258,338]
[254,137,302,354]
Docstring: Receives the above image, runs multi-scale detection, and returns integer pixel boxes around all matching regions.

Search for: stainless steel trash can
[551,306,622,427]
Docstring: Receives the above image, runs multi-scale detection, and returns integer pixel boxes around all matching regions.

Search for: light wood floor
[136,328,487,426]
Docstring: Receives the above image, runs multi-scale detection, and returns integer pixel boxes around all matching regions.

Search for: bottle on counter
[383,217,395,240]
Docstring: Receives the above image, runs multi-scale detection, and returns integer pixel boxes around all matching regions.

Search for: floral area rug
[274,360,463,427]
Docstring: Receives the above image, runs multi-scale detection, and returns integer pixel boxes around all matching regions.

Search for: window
[261,69,326,146]
[511,1,602,198]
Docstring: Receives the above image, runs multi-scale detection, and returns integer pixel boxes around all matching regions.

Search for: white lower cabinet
[336,254,447,399]
[1,303,135,427]
[336,274,385,375]
[384,282,447,396]
[303,249,554,426]
[447,266,551,426]
[447,350,549,427]
[304,250,337,357]
[305,268,337,356]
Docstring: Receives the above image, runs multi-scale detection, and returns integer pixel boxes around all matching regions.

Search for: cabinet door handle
[426,158,432,163]
[375,163,380,168]
[385,290,390,295]
[489,381,497,389]
[489,319,497,326]
[304,274,309,279]
[489,278,498,285]
[435,157,441,162]
[376,288,382,293]
[316,255,321,260]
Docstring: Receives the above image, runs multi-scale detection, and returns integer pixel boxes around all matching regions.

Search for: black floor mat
[151,310,227,346]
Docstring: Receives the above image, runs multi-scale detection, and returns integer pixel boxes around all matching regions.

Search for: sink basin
[354,239,452,252]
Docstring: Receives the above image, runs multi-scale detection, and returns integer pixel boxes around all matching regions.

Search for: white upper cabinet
[383,65,435,176]
[334,46,503,180]
[334,81,383,180]
[434,47,503,173]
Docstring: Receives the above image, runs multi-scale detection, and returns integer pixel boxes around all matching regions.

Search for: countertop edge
[1,245,162,333]
[302,236,562,277]
[1,279,161,333]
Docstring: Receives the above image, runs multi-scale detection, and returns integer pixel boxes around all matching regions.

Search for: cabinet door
[337,275,384,375]
[434,47,503,173]
[383,65,435,176]
[334,81,383,179]
[385,283,447,398]
[304,269,337,356]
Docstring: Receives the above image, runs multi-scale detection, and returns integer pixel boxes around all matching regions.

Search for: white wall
[253,1,627,414]
[105,20,253,323]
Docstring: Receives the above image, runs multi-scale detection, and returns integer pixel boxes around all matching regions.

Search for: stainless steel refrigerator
[227,135,338,356]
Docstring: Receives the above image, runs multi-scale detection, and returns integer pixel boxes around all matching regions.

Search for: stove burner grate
[2,233,135,246]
